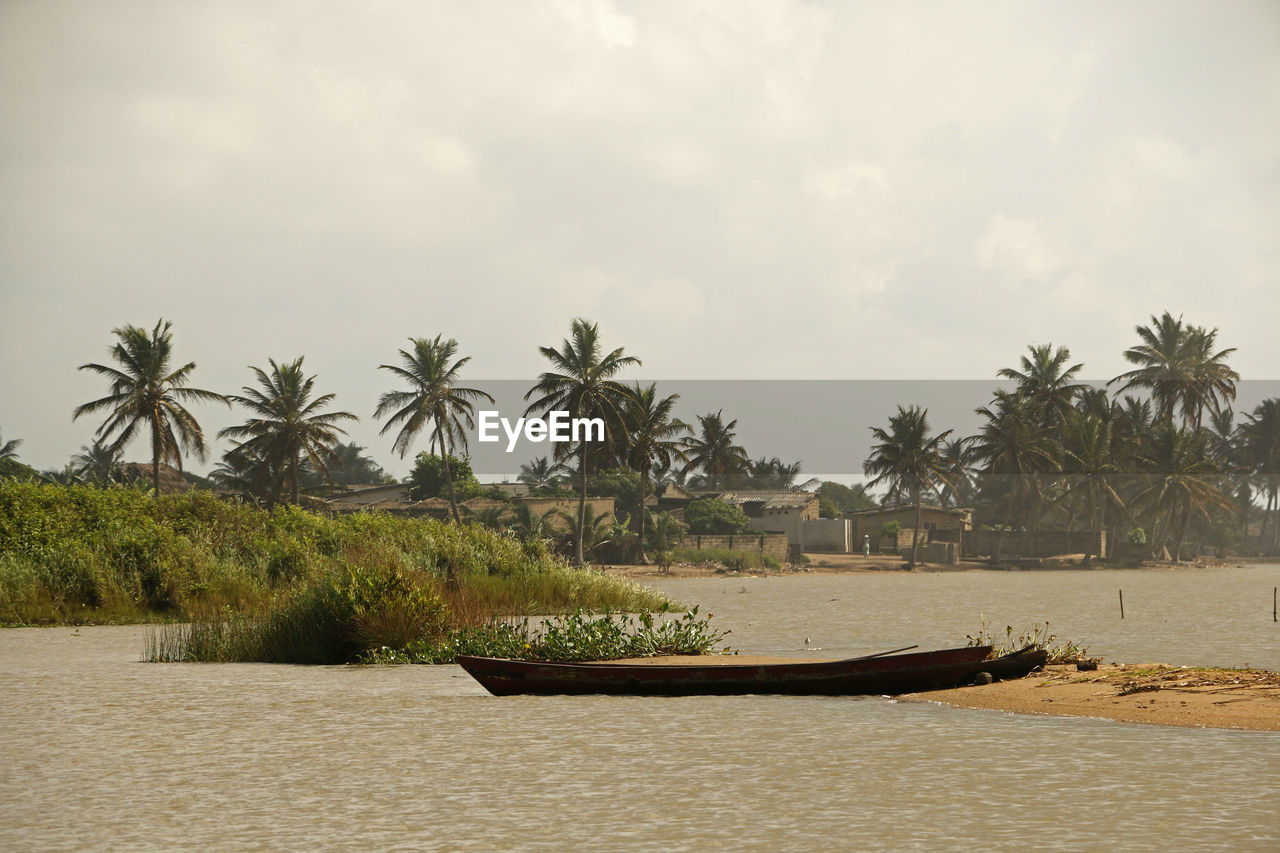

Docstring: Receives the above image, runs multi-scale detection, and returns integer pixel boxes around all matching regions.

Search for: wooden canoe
[457,645,1046,697]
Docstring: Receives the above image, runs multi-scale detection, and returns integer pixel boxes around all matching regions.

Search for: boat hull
[457,645,1045,697]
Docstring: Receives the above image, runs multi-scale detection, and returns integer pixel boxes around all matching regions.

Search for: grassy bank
[0,483,672,633]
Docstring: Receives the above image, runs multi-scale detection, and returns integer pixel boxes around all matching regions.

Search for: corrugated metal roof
[717,490,817,509]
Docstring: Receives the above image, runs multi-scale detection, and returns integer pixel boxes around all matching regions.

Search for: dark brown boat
[457,645,1047,697]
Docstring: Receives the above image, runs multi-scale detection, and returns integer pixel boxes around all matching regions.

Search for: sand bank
[906,663,1280,732]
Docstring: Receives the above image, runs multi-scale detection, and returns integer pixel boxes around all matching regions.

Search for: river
[2,564,1277,851]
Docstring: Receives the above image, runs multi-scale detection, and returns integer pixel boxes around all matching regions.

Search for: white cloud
[974,216,1058,282]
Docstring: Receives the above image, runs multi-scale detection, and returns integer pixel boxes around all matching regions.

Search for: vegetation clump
[360,606,729,665]
[966,618,1092,664]
[0,482,671,628]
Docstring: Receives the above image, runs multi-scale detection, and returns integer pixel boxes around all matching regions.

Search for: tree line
[864,313,1279,565]
[2,311,1276,568]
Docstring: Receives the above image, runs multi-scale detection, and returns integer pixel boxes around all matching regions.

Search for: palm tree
[74,319,227,496]
[680,410,751,490]
[210,441,276,499]
[1111,312,1238,429]
[938,436,977,508]
[863,405,955,567]
[466,504,509,531]
[518,456,564,489]
[375,336,494,523]
[623,383,689,564]
[1240,398,1280,553]
[0,430,21,461]
[997,343,1086,429]
[509,502,557,543]
[328,442,391,486]
[970,390,1060,533]
[1058,413,1129,555]
[525,318,640,567]
[218,357,357,505]
[1133,423,1237,560]
[71,439,122,486]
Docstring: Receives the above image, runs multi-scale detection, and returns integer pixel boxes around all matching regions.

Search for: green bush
[366,607,730,664]
[684,498,754,534]
[0,482,674,627]
[406,453,481,502]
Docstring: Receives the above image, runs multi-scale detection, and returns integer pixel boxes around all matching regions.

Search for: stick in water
[1119,589,1125,620]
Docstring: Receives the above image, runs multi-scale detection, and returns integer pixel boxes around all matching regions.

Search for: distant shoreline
[601,553,1275,579]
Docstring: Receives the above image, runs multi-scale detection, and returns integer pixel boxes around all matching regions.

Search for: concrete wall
[679,533,790,561]
[850,507,970,544]
[802,518,851,553]
[962,529,1107,559]
[749,513,804,547]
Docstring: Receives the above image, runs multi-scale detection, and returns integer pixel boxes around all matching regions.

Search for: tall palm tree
[1240,398,1280,553]
[997,343,1086,429]
[375,336,494,523]
[623,383,689,564]
[219,357,357,505]
[1111,312,1238,429]
[525,318,640,566]
[74,319,227,496]
[680,410,752,490]
[863,405,955,567]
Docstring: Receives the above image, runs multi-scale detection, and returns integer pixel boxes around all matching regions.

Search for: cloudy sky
[2,1,1277,479]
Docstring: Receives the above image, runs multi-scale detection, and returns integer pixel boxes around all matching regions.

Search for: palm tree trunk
[151,423,161,498]
[438,417,461,524]
[290,454,300,504]
[574,442,587,567]
[1173,500,1192,562]
[637,465,650,565]
[1259,492,1273,554]
[910,490,922,568]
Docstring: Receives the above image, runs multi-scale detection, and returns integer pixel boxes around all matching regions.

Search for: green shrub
[1,482,675,627]
[684,498,754,534]
[367,607,729,664]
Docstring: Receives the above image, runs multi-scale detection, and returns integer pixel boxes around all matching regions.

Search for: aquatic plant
[362,606,731,665]
[965,617,1091,664]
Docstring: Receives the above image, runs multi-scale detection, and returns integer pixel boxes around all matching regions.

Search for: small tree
[408,453,481,502]
[684,498,755,534]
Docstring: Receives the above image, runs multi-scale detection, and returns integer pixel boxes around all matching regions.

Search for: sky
[1,1,1277,480]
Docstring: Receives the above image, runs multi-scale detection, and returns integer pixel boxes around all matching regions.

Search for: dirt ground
[904,662,1280,731]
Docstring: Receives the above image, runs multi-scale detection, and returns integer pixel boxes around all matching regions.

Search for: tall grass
[0,483,673,630]
[668,546,781,571]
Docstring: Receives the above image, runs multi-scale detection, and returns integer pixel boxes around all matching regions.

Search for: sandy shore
[609,655,1280,730]
[905,663,1280,731]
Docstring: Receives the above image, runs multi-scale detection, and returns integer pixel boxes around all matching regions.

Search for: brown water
[2,565,1278,851]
